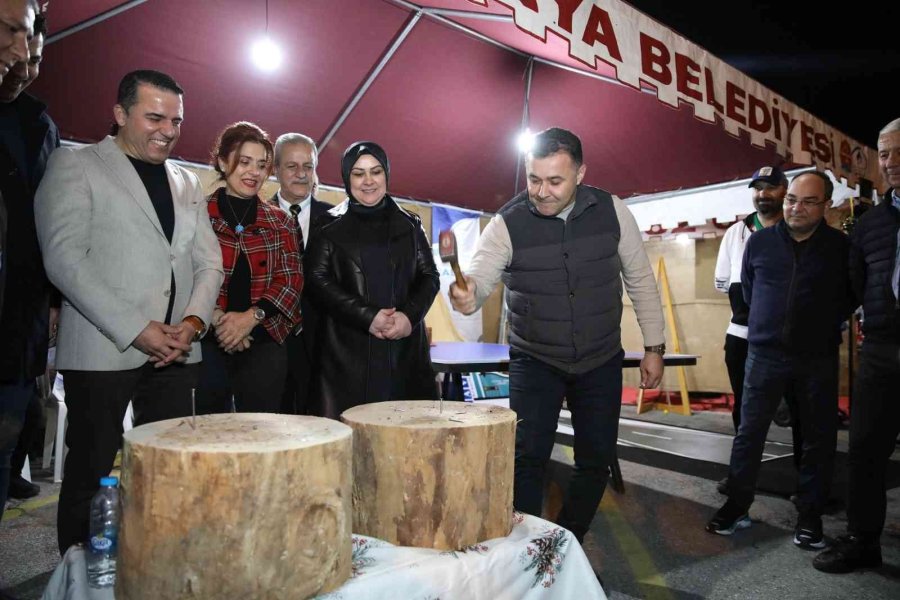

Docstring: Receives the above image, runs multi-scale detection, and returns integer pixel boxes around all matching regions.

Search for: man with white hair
[270,133,330,415]
[815,117,900,573]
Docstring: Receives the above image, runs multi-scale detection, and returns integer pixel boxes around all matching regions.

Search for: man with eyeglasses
[714,166,803,495]
[814,117,900,573]
[707,171,855,553]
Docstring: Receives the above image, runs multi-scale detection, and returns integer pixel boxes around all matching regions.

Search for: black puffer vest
[851,194,900,344]
[499,185,621,374]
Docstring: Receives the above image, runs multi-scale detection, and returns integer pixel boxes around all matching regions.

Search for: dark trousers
[280,332,313,415]
[725,333,804,469]
[509,348,623,542]
[724,334,749,433]
[0,379,34,522]
[57,363,199,554]
[728,345,838,515]
[197,337,286,414]
[11,391,43,475]
[847,342,900,542]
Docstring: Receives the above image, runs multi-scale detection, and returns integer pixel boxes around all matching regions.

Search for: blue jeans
[0,379,36,522]
[509,348,624,541]
[728,345,838,515]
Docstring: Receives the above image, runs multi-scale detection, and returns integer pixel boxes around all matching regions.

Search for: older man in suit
[34,69,223,553]
[270,133,330,415]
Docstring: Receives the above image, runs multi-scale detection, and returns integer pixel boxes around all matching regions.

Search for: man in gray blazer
[34,69,224,554]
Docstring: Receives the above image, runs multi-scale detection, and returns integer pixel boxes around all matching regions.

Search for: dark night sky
[626,0,899,146]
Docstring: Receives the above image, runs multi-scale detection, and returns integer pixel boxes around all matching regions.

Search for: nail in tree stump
[117,413,352,600]
[342,400,516,550]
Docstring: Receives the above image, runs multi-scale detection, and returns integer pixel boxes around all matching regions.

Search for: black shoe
[813,535,882,573]
[7,475,39,500]
[716,477,729,495]
[706,500,751,535]
[793,513,826,550]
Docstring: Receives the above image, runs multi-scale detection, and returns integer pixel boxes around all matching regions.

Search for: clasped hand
[368,308,412,340]
[213,308,255,354]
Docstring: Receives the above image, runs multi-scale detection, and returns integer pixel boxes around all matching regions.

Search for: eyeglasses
[784,198,826,209]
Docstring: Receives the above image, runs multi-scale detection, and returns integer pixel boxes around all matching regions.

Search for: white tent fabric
[624,169,862,231]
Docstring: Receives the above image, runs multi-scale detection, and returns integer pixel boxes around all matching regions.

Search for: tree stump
[342,400,516,550]
[116,413,352,600]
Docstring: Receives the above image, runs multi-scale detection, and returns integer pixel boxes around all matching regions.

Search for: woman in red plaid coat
[196,122,302,413]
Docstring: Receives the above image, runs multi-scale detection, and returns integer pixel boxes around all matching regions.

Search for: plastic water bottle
[87,476,120,587]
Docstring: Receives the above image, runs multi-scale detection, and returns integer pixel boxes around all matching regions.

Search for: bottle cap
[99,476,119,487]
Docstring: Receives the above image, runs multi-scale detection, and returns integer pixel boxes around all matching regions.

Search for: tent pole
[318,10,422,153]
[513,58,534,196]
[46,0,150,45]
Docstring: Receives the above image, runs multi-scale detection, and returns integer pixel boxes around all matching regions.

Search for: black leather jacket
[305,195,440,418]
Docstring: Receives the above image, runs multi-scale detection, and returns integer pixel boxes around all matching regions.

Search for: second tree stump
[342,400,516,550]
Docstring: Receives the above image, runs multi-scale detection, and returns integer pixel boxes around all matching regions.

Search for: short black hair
[116,69,184,113]
[531,127,583,166]
[792,171,834,201]
[33,13,46,37]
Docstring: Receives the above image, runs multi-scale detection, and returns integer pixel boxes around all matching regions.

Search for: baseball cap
[748,166,788,187]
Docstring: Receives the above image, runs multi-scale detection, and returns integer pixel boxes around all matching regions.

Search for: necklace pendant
[235,224,245,234]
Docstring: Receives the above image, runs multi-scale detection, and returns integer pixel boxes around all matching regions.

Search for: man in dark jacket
[0,0,38,522]
[706,171,854,551]
[270,133,331,415]
[814,117,900,573]
[0,11,57,501]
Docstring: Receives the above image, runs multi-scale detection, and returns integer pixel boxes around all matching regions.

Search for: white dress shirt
[276,191,311,249]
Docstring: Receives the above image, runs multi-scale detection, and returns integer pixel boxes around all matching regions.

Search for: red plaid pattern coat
[207,192,303,343]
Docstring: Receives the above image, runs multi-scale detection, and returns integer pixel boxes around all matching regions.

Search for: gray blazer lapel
[97,136,167,242]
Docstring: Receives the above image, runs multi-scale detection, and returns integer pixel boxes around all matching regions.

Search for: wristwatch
[182,315,206,341]
[644,343,666,356]
[252,307,266,322]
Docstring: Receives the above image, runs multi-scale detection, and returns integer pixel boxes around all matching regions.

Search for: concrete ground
[2,408,899,599]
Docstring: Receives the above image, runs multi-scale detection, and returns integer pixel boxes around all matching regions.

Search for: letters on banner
[468,0,878,187]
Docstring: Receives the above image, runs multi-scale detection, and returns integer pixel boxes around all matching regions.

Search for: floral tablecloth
[317,512,605,600]
[43,513,605,600]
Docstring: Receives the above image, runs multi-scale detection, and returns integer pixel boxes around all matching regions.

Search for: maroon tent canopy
[32,0,864,211]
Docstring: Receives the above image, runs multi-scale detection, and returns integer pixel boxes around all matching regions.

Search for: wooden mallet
[438,229,468,292]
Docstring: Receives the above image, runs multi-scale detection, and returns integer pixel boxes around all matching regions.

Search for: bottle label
[90,535,114,552]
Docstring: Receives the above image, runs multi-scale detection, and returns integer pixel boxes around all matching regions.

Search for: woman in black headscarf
[305,141,440,418]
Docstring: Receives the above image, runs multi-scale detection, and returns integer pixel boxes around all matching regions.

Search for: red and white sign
[469,0,878,186]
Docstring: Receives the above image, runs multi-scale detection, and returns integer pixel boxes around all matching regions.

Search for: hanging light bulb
[250,0,282,72]
[517,129,535,154]
[251,36,283,72]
